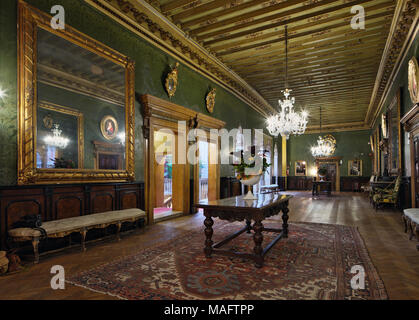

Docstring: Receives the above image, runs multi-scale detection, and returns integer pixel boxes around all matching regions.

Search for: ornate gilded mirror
[18,2,135,184]
[388,91,402,175]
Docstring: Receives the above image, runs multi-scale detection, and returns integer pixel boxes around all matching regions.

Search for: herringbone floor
[0,192,418,300]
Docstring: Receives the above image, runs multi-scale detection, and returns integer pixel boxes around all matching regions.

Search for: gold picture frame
[17,1,135,184]
[206,88,216,113]
[38,101,84,169]
[165,62,179,98]
[295,160,307,176]
[100,115,119,141]
[408,56,419,104]
[348,160,362,176]
[381,113,388,139]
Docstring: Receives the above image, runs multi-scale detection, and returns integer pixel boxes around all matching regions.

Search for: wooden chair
[372,176,401,210]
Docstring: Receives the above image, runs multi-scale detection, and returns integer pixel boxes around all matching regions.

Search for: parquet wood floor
[0,192,418,300]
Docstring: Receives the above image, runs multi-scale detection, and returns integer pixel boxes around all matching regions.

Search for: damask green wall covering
[0,0,18,185]
[0,0,266,185]
[287,130,373,177]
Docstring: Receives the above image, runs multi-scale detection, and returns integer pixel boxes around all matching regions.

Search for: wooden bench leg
[414,223,419,251]
[80,229,87,251]
[32,237,39,264]
[116,222,122,241]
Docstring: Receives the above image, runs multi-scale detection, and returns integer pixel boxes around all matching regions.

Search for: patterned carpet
[67,222,388,300]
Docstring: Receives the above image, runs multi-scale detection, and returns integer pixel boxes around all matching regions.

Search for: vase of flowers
[232,147,270,200]
[317,166,327,181]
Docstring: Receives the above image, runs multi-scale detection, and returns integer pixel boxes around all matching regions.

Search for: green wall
[371,32,419,177]
[0,0,18,185]
[287,130,373,177]
[0,0,266,185]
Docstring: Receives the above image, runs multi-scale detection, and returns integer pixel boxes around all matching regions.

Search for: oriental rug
[67,222,387,300]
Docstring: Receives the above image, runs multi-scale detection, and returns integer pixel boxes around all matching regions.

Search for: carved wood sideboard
[0,182,145,249]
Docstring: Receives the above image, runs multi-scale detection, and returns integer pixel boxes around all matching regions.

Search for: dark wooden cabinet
[0,182,144,249]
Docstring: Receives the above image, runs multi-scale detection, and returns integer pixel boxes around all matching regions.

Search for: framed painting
[348,160,362,176]
[408,56,419,104]
[295,160,307,176]
[100,115,119,141]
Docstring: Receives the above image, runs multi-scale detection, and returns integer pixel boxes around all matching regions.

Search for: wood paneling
[0,182,144,249]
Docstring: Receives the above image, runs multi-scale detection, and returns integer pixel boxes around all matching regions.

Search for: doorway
[146,118,190,224]
[153,131,182,221]
[315,157,341,192]
[194,138,220,212]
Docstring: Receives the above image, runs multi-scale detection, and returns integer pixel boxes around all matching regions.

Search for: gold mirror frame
[388,90,402,175]
[38,101,84,169]
[165,62,179,98]
[17,1,135,184]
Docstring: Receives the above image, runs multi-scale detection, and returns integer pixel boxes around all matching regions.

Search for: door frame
[193,134,221,212]
[315,157,342,192]
[141,94,225,224]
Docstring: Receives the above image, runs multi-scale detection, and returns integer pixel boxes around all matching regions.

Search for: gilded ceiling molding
[305,122,370,134]
[85,0,274,116]
[366,0,419,128]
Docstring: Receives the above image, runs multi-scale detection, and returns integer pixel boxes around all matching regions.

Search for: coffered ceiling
[88,0,419,131]
[156,0,395,129]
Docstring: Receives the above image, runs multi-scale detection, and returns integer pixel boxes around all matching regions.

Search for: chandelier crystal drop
[266,25,308,139]
[44,124,69,149]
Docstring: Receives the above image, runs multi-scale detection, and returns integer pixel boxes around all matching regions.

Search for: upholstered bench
[402,209,419,250]
[8,208,146,263]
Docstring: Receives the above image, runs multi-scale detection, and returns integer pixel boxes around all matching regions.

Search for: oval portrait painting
[100,115,118,140]
[408,56,419,104]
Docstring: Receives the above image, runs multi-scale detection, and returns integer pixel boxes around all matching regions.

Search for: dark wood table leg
[253,220,264,268]
[282,206,289,238]
[246,219,252,233]
[204,213,214,258]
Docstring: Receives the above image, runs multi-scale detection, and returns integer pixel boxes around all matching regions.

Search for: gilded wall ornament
[408,56,419,104]
[165,62,179,98]
[206,88,216,113]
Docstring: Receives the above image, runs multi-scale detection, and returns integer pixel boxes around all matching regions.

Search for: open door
[194,138,220,211]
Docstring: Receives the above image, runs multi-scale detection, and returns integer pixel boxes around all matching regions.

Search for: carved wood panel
[0,182,144,249]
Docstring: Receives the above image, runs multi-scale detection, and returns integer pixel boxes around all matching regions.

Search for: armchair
[372,176,401,210]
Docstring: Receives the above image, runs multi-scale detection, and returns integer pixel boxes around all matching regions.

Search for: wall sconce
[339,160,343,165]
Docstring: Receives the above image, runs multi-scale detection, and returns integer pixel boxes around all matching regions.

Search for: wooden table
[195,193,293,268]
[312,181,332,196]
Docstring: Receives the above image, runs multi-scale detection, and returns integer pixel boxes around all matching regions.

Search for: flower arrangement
[231,146,270,180]
[317,166,327,176]
[52,157,76,169]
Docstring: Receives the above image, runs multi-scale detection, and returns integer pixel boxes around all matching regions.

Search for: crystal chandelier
[266,26,308,139]
[44,124,69,149]
[311,106,336,157]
